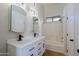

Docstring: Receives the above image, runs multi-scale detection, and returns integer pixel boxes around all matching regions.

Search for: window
[46,18,53,22]
[45,16,62,23]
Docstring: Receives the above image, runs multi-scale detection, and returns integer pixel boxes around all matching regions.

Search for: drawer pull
[43,43,44,48]
[38,42,41,45]
[30,54,34,56]
[38,51,41,55]
[38,47,41,50]
[29,47,35,51]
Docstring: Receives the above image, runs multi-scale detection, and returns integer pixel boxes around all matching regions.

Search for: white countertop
[7,36,44,48]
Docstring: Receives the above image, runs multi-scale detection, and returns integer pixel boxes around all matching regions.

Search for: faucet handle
[19,35,24,38]
[18,35,24,41]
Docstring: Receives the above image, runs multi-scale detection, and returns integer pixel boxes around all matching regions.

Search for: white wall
[0,3,44,55]
[43,3,66,17]
[0,4,18,55]
[0,3,66,55]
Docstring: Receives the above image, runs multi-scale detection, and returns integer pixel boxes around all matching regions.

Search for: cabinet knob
[70,39,74,42]
[29,47,35,51]
[38,47,41,50]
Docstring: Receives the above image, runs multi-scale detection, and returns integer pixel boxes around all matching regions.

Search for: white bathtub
[45,40,65,53]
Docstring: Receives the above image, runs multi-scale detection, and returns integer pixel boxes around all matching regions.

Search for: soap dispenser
[18,35,24,41]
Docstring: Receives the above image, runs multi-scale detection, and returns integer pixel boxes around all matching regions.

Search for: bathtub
[45,40,65,53]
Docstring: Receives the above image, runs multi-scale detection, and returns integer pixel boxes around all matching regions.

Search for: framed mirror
[10,5,26,32]
[33,17,39,35]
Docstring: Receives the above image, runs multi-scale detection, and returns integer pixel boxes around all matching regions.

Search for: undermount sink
[7,37,34,48]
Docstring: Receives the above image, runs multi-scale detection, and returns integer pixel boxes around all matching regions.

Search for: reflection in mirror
[45,16,62,23]
[33,17,39,37]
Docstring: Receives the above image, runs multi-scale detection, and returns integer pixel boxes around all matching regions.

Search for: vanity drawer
[29,48,37,56]
[38,42,42,45]
[37,40,43,46]
[22,43,35,56]
[38,42,43,49]
[36,40,43,49]
[37,45,43,52]
[35,45,43,56]
[28,47,35,51]
[38,47,41,50]
[38,51,42,55]
[37,47,45,56]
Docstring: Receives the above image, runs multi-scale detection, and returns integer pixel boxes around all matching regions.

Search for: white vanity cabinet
[7,36,45,56]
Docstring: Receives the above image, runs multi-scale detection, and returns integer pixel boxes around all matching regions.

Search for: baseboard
[0,53,8,56]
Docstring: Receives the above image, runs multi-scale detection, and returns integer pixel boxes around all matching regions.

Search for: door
[66,4,75,56]
[74,4,79,55]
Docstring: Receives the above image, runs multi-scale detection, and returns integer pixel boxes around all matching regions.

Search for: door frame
[62,4,75,56]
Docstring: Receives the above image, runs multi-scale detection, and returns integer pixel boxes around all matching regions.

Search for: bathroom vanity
[7,4,45,56]
[7,36,45,56]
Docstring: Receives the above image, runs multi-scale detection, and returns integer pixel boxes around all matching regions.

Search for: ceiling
[39,3,67,7]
